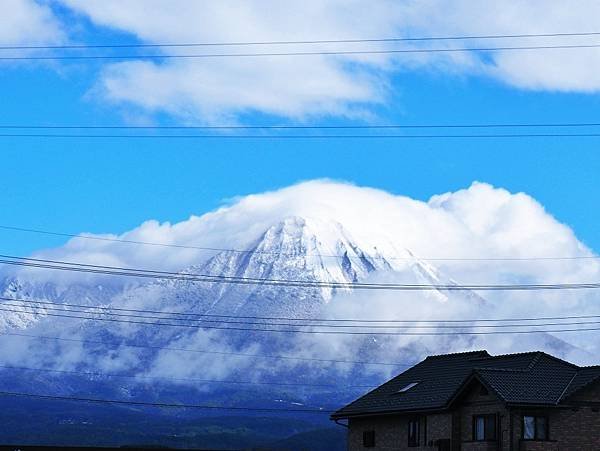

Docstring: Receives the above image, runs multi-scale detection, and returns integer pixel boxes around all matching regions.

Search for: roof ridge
[471,350,539,361]
[556,371,579,404]
[534,351,580,369]
[475,367,527,374]
[473,350,580,370]
[526,351,543,371]
[425,350,489,360]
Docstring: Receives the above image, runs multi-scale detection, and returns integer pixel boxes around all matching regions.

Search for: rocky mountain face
[0,215,586,404]
[0,216,464,326]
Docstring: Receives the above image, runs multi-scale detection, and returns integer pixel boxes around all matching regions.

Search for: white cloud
[0,0,64,45]
[18,180,597,284]
[7,2,600,120]
[49,1,600,122]
[60,0,399,122]
[97,58,384,123]
[393,0,600,92]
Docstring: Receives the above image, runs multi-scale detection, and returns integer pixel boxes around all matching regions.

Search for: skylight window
[398,382,419,393]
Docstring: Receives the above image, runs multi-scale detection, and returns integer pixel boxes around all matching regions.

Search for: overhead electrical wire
[6,302,600,330]
[0,224,597,262]
[5,30,600,50]
[2,254,600,291]
[5,122,600,130]
[4,297,600,330]
[5,43,600,61]
[2,305,600,335]
[5,296,600,325]
[0,390,334,413]
[5,132,600,139]
[0,364,375,389]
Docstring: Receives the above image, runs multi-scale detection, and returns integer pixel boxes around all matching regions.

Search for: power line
[2,254,600,291]
[3,306,600,335]
[5,31,600,50]
[6,298,600,330]
[0,331,408,367]
[0,224,597,262]
[4,133,600,139]
[9,302,600,330]
[6,295,600,325]
[5,43,600,60]
[0,364,374,389]
[0,390,333,413]
[5,122,600,129]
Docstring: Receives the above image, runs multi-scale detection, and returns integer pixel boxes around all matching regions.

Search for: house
[331,350,600,451]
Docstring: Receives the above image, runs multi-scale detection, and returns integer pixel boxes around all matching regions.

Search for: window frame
[363,430,375,448]
[522,415,549,441]
[472,414,497,441]
[407,416,420,447]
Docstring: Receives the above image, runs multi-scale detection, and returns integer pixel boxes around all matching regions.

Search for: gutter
[331,406,449,421]
[334,419,348,428]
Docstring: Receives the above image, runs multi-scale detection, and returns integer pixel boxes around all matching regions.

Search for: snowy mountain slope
[83,214,489,342]
[0,215,494,372]
[0,206,596,402]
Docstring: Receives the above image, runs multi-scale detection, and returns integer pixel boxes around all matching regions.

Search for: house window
[523,415,548,440]
[408,417,420,447]
[473,414,496,441]
[363,430,375,448]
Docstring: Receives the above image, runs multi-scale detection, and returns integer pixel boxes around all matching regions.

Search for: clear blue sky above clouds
[1,1,599,256]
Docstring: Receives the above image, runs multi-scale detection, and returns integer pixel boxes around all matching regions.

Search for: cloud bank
[9,1,600,121]
[2,180,600,387]
[23,180,596,282]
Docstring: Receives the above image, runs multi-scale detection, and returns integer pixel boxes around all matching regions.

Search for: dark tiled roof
[475,353,578,405]
[331,350,599,419]
[562,366,600,400]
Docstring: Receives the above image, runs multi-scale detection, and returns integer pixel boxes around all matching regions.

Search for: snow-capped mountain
[113,216,469,319]
[0,215,473,327]
[0,215,487,405]
[0,180,598,409]
[0,214,584,349]
[0,214,492,389]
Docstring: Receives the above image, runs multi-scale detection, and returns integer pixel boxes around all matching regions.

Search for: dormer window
[398,382,419,393]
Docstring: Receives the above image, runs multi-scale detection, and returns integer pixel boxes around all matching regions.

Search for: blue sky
[2,1,600,256]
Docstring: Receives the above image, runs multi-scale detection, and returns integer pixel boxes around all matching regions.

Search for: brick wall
[348,416,404,451]
[460,442,499,451]
[510,407,600,451]
[517,441,559,451]
[455,379,508,451]
[426,413,452,446]
[509,379,600,451]
[347,413,452,451]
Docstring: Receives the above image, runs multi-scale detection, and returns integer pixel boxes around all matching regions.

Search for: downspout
[497,411,501,451]
[509,409,514,451]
